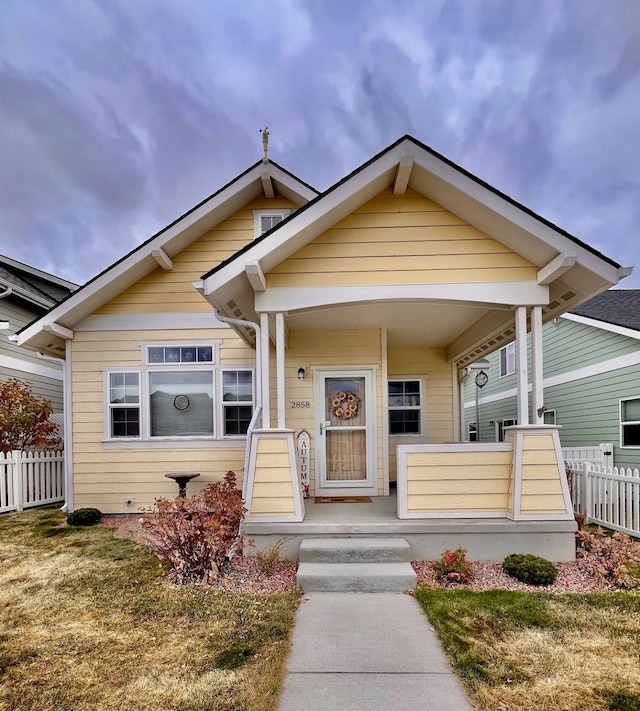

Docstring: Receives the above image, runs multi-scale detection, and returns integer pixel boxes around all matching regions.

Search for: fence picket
[0,450,65,513]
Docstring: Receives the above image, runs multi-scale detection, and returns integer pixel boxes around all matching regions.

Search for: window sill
[103,438,247,450]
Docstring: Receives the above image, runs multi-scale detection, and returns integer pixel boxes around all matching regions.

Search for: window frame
[387,378,424,436]
[252,209,291,238]
[467,421,477,442]
[103,340,254,443]
[496,418,517,442]
[499,342,516,378]
[543,409,557,425]
[220,368,256,438]
[620,397,640,449]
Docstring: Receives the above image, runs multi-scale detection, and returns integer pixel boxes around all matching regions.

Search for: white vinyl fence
[0,450,65,513]
[561,443,614,468]
[566,460,640,539]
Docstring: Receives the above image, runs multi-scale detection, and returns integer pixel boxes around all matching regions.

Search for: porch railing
[0,450,65,513]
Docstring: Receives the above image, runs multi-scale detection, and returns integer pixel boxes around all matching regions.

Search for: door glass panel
[324,377,366,482]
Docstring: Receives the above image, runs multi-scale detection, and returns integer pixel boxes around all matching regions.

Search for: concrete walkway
[278,593,474,711]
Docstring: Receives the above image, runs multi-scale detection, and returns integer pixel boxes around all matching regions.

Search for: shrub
[67,508,103,527]
[576,527,640,589]
[502,553,558,586]
[433,547,474,584]
[141,471,246,583]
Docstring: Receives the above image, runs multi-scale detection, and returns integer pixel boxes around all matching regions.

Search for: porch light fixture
[297,367,306,380]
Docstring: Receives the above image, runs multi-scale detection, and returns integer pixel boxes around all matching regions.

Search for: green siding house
[463,290,640,469]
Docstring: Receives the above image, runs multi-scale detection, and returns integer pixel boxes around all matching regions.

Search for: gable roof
[0,253,77,310]
[16,160,318,354]
[569,289,640,332]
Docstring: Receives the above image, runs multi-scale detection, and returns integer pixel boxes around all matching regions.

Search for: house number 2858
[290,401,311,408]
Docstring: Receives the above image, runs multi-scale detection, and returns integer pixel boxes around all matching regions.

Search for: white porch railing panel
[562,443,614,468]
[566,460,640,538]
[0,450,65,513]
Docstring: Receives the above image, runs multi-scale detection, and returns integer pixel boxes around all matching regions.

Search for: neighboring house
[1,253,77,411]
[17,135,632,561]
[463,290,640,470]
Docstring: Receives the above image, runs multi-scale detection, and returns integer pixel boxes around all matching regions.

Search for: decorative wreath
[328,391,360,420]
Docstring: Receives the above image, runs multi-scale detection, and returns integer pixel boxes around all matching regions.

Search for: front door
[315,370,376,496]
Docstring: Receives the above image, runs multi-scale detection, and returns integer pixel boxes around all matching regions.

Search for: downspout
[210,308,263,501]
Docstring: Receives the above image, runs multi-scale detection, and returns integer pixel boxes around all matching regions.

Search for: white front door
[315,370,376,496]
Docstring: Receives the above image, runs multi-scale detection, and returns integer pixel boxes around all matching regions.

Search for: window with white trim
[388,380,422,435]
[496,418,517,442]
[253,209,291,237]
[105,342,253,441]
[620,397,640,447]
[543,409,556,425]
[499,342,515,377]
[467,421,477,442]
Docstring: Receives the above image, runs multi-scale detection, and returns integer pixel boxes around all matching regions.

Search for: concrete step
[299,537,412,564]
[297,561,417,592]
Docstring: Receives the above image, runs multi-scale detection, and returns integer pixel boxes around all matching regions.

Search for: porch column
[531,306,544,425]
[259,312,271,428]
[275,311,286,428]
[515,306,529,425]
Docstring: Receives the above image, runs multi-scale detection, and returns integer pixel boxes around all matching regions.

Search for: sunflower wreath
[328,391,360,419]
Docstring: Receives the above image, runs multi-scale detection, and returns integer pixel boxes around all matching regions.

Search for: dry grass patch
[0,508,300,711]
[415,587,640,711]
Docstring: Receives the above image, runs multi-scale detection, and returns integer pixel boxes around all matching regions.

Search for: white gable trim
[561,312,640,341]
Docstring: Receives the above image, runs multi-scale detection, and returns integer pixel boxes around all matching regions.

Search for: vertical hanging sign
[297,429,310,498]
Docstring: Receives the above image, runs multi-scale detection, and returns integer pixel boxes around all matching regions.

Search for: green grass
[415,586,640,711]
[0,507,301,711]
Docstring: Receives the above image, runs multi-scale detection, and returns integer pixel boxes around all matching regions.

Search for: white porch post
[531,306,544,425]
[515,306,529,425]
[259,312,271,428]
[275,311,286,428]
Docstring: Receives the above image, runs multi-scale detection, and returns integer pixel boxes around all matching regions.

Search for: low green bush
[67,507,103,527]
[502,553,558,586]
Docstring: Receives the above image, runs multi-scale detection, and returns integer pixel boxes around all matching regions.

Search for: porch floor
[241,492,578,561]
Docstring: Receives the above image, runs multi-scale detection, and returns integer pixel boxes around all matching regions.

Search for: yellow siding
[70,327,255,513]
[248,436,295,516]
[519,433,567,514]
[98,196,296,315]
[285,329,384,495]
[406,449,512,513]
[266,188,536,288]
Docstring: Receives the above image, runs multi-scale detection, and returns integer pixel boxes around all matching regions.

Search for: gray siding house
[1,254,77,412]
[463,290,640,469]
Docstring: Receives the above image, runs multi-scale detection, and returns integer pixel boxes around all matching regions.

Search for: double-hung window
[105,341,254,441]
[388,380,422,435]
[496,418,517,442]
[467,421,477,442]
[620,397,640,447]
[499,342,515,377]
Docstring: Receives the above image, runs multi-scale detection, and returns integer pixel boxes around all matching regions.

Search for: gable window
[388,380,422,435]
[620,398,640,447]
[467,421,477,442]
[496,418,517,442]
[104,341,253,442]
[253,209,291,237]
[499,343,515,377]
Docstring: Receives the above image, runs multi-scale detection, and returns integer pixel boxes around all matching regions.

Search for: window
[253,210,291,237]
[108,372,140,438]
[105,341,253,441]
[496,418,517,442]
[543,409,556,425]
[468,422,477,442]
[499,343,515,377]
[388,380,421,435]
[620,398,640,447]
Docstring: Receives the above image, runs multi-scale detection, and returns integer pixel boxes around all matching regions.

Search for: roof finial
[260,126,269,163]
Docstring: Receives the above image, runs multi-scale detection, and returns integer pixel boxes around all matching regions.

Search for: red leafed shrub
[576,527,640,589]
[141,471,246,583]
[433,547,475,584]
[0,378,62,453]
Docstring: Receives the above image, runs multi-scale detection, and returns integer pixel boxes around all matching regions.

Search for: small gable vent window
[253,209,291,237]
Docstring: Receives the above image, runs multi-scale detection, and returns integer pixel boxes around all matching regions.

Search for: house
[462,289,640,469]
[1,253,77,412]
[17,135,632,561]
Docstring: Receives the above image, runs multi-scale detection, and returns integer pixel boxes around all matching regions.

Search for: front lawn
[416,587,640,711]
[0,508,300,711]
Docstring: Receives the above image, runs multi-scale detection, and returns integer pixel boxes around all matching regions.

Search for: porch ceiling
[285,300,493,348]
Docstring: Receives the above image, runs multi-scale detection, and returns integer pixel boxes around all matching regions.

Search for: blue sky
[1,0,638,287]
